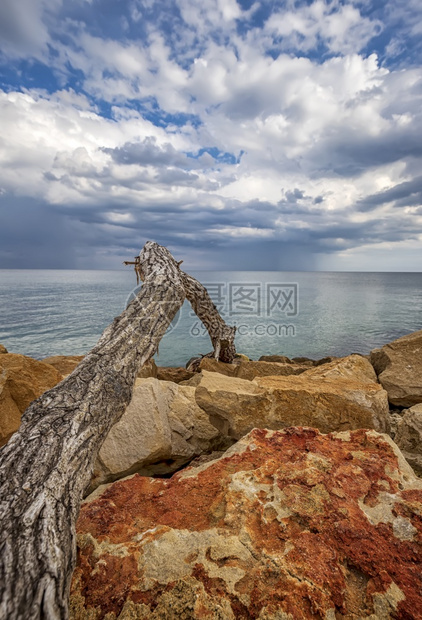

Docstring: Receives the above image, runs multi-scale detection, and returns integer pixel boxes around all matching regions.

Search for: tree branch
[0,242,236,619]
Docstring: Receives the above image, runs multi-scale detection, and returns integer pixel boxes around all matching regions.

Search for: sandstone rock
[259,354,292,363]
[0,354,63,445]
[137,359,157,379]
[200,357,306,380]
[235,360,306,381]
[388,411,403,439]
[156,366,195,383]
[303,354,378,384]
[0,371,22,446]
[199,357,238,376]
[312,356,339,366]
[195,370,272,437]
[234,353,250,362]
[370,330,422,407]
[71,427,422,619]
[394,403,422,476]
[42,355,85,377]
[0,344,8,354]
[195,369,390,439]
[90,378,225,491]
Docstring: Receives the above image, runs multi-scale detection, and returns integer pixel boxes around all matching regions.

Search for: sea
[0,269,421,367]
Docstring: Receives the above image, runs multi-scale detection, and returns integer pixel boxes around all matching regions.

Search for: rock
[291,356,316,365]
[0,344,8,354]
[0,372,22,447]
[394,403,422,476]
[42,355,85,377]
[200,357,306,380]
[236,360,306,380]
[156,366,195,383]
[388,411,403,439]
[137,359,157,378]
[233,353,250,362]
[259,354,292,363]
[90,378,226,491]
[370,330,422,407]
[195,370,272,437]
[0,354,63,446]
[199,358,238,376]
[195,368,390,439]
[303,354,378,384]
[71,427,422,619]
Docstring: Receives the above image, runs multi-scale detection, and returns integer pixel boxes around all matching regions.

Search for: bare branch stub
[123,256,143,285]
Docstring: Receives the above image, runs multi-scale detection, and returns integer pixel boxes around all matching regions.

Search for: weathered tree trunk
[0,242,236,620]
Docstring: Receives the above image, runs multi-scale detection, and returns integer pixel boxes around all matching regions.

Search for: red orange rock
[71,427,422,619]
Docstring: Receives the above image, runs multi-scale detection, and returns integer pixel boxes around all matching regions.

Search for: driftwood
[0,242,236,619]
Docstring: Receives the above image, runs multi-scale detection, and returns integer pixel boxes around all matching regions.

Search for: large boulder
[0,354,63,446]
[394,403,422,476]
[370,330,422,407]
[303,354,378,384]
[195,365,390,439]
[90,378,227,491]
[199,358,238,376]
[0,344,8,354]
[156,366,195,383]
[200,357,306,380]
[71,427,422,619]
[236,360,306,380]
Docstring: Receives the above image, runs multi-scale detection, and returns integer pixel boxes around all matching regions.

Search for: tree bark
[0,242,236,620]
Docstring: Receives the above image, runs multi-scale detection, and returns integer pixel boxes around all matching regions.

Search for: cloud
[0,0,421,270]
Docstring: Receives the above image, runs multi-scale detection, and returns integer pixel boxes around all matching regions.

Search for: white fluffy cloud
[0,0,421,269]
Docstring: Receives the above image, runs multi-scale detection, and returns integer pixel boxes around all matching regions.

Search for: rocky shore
[1,330,422,618]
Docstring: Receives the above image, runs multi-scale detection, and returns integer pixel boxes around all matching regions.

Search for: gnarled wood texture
[0,242,236,619]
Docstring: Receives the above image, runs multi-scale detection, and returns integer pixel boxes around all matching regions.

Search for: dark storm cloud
[356,176,422,212]
[0,195,76,268]
[307,125,422,178]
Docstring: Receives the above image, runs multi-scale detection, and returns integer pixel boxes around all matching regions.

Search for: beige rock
[259,354,292,363]
[195,370,273,437]
[199,357,238,376]
[235,360,306,380]
[0,344,8,354]
[394,403,422,476]
[90,378,224,491]
[200,357,306,380]
[42,355,84,377]
[370,330,422,406]
[303,354,378,384]
[195,368,390,439]
[137,359,157,378]
[156,366,195,383]
[0,354,63,445]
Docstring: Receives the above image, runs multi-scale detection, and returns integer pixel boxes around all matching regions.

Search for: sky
[0,0,421,271]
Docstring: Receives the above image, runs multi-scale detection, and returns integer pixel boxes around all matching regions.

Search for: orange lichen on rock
[71,427,422,619]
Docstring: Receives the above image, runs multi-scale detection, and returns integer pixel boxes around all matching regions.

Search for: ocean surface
[0,269,421,366]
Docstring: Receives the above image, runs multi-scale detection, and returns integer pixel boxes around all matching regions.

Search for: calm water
[0,270,421,366]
